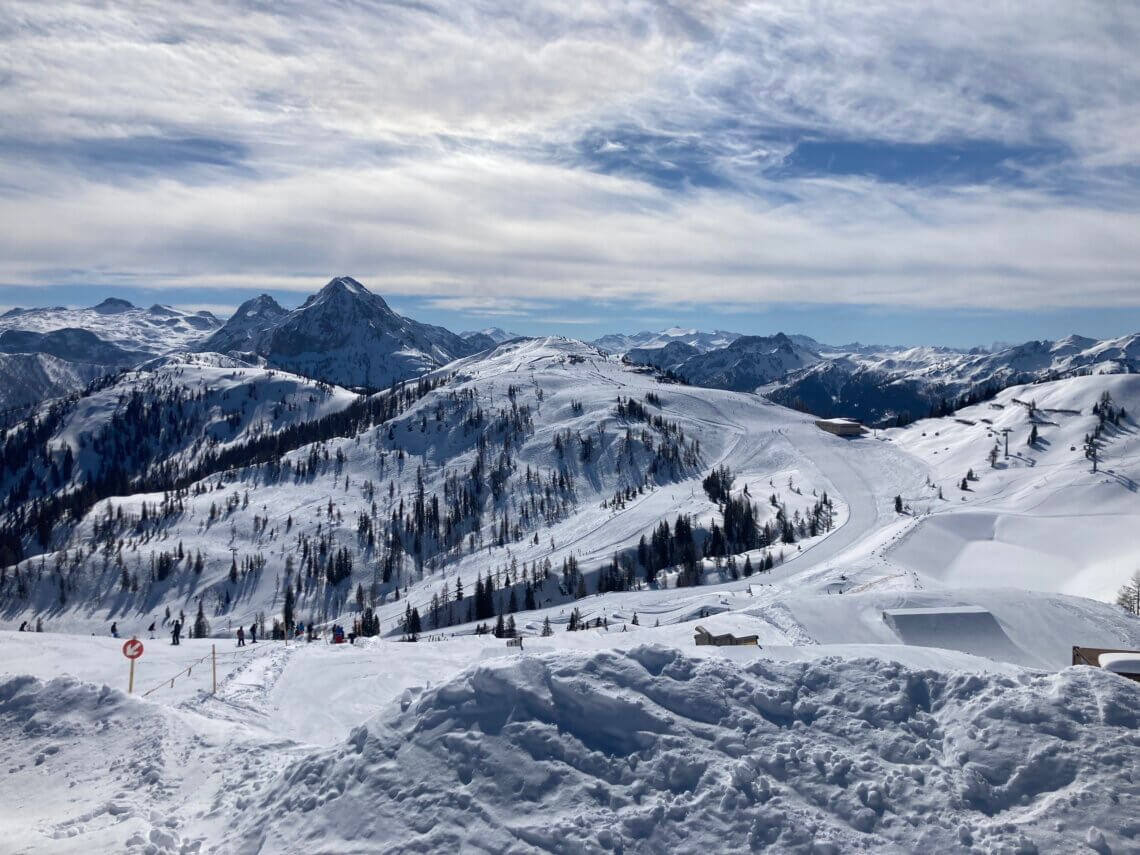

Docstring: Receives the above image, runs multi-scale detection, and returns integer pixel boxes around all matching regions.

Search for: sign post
[122,637,144,693]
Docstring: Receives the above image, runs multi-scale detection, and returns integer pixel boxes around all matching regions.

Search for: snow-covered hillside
[883,373,1140,601]
[2,600,1138,853]
[1,335,1139,855]
[0,352,112,416]
[0,299,226,412]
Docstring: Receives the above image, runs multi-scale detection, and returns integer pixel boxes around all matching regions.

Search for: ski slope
[884,374,1140,601]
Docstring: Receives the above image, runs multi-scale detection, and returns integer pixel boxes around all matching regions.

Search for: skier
[111,622,119,638]
[171,619,182,646]
[236,626,245,647]
[249,622,257,644]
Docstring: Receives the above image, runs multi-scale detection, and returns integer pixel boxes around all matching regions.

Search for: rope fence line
[137,639,273,698]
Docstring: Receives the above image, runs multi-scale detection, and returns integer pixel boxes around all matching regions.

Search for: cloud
[0,0,1138,313]
[420,296,549,317]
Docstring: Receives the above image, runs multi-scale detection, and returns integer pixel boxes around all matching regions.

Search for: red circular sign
[122,639,144,660]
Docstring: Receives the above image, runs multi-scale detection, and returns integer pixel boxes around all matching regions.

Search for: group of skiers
[235,623,258,646]
[107,612,185,644]
[99,616,342,648]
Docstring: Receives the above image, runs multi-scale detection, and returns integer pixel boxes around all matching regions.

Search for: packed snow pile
[0,673,218,854]
[233,645,1140,854]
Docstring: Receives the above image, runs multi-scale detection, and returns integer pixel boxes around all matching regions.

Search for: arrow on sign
[122,639,144,660]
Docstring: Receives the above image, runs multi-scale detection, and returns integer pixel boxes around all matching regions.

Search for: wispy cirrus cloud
[0,0,1138,328]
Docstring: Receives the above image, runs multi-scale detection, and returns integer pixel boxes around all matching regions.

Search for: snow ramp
[881,606,1031,664]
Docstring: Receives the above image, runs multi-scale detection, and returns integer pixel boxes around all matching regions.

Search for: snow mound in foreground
[0,675,211,854]
[237,646,1140,854]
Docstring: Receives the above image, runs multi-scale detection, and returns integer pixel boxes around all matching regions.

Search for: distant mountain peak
[301,276,392,314]
[197,276,475,388]
[92,297,135,314]
[460,328,520,345]
[238,294,286,318]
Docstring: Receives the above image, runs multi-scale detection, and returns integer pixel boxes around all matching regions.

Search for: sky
[1,1,1139,347]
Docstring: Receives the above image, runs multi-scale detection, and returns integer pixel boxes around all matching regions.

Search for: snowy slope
[883,374,1140,601]
[0,352,112,416]
[2,344,1140,853]
[0,353,359,562]
[0,336,906,638]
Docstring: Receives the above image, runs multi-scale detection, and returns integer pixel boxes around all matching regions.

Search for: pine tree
[743,555,754,577]
[631,612,639,626]
[894,495,903,514]
[194,602,210,638]
[541,616,553,636]
[284,583,295,633]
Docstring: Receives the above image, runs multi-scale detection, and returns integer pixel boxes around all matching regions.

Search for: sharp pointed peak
[322,276,370,295]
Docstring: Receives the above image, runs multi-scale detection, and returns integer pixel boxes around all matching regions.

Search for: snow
[1098,652,1140,675]
[0,351,110,412]
[763,332,1140,426]
[885,373,1140,601]
[0,300,220,358]
[2,331,1140,852]
[3,634,1138,854]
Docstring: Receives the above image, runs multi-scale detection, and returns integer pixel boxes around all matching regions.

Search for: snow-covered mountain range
[459,326,521,345]
[593,326,742,354]
[196,293,289,355]
[3,279,1135,429]
[0,299,224,413]
[0,298,221,356]
[618,330,1140,426]
[763,333,1140,425]
[630,332,822,390]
